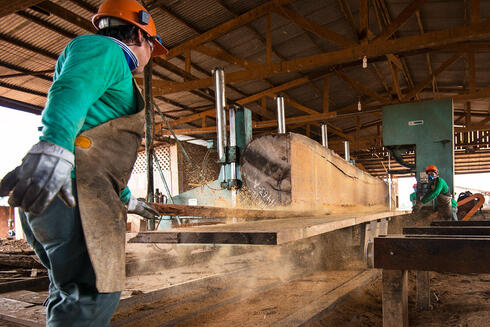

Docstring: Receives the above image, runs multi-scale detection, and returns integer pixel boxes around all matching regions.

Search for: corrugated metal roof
[0,0,488,173]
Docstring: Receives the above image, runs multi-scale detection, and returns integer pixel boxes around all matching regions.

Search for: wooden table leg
[382,269,408,327]
[416,271,430,311]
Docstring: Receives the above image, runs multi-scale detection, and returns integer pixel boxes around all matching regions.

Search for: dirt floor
[311,271,490,327]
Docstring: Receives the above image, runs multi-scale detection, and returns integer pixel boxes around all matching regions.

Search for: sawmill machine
[382,99,454,206]
[159,68,390,229]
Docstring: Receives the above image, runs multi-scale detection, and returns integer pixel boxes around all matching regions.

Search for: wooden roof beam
[0,0,44,18]
[167,0,295,59]
[152,19,490,95]
[273,6,357,48]
[402,51,465,101]
[334,70,388,103]
[36,1,96,32]
[373,0,427,42]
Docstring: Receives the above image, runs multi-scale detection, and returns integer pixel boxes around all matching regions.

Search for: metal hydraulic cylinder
[213,67,227,163]
[344,140,350,161]
[276,95,286,134]
[321,124,328,148]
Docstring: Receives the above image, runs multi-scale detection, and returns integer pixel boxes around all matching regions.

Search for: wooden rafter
[373,0,427,42]
[152,19,490,95]
[415,10,437,98]
[0,0,44,18]
[334,70,387,103]
[273,6,357,48]
[36,1,96,32]
[402,51,465,101]
[166,0,294,59]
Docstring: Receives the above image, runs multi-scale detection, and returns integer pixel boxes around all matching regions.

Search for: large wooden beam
[167,0,294,59]
[0,0,44,18]
[374,235,490,274]
[273,6,357,48]
[373,0,427,42]
[153,19,490,95]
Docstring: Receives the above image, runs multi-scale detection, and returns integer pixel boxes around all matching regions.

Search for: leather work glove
[0,142,76,215]
[127,196,159,220]
[413,201,423,213]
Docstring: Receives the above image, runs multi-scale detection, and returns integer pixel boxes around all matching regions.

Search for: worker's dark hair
[96,25,140,44]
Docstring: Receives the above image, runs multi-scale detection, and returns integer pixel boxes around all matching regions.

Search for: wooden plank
[382,269,408,327]
[194,45,262,69]
[0,297,44,326]
[154,19,490,95]
[151,203,331,219]
[0,277,49,294]
[373,0,428,42]
[431,220,490,226]
[403,226,490,236]
[416,271,430,311]
[0,0,44,18]
[374,235,490,273]
[0,254,43,269]
[130,211,407,245]
[269,269,380,327]
[167,0,294,59]
[130,231,277,245]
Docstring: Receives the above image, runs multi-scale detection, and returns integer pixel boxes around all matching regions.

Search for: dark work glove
[0,142,76,215]
[413,201,423,213]
[127,196,159,220]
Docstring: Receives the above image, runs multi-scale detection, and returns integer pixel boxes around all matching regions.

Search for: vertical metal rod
[144,59,155,230]
[229,106,237,181]
[344,140,350,161]
[276,95,286,134]
[213,67,227,162]
[388,150,392,210]
[321,123,328,148]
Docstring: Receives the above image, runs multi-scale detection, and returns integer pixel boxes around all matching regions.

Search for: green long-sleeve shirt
[39,35,139,204]
[421,177,457,207]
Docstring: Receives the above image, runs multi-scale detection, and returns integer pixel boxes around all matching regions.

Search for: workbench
[374,220,490,327]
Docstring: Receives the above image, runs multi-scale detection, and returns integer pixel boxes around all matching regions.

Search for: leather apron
[75,81,144,292]
[436,193,453,221]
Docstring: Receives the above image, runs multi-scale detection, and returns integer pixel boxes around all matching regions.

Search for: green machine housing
[382,98,454,195]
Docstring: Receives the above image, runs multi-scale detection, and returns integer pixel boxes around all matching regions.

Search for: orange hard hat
[425,165,438,174]
[413,184,418,188]
[92,0,168,57]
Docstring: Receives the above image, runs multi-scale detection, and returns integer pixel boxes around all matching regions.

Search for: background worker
[0,0,166,325]
[410,183,417,208]
[413,165,458,220]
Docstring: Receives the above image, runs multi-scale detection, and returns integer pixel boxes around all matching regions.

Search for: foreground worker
[413,165,458,220]
[0,0,166,325]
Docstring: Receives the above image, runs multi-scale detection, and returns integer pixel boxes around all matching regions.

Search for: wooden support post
[382,269,408,327]
[359,0,369,43]
[416,271,430,311]
[201,115,206,128]
[185,49,191,77]
[468,50,476,93]
[465,101,472,129]
[261,96,267,117]
[323,75,329,113]
[306,124,311,137]
[144,59,155,231]
[356,116,361,151]
[266,13,272,66]
[470,0,480,24]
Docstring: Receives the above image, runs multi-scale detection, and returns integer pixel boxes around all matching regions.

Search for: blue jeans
[19,187,121,327]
